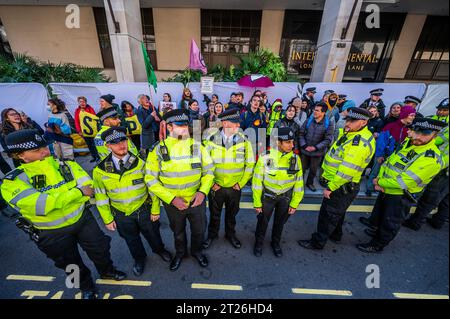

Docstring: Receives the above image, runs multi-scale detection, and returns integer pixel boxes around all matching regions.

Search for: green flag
[141,42,157,93]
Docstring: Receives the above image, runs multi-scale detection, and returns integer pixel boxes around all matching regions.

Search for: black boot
[356,242,383,253]
[271,242,283,257]
[133,260,146,277]
[100,268,127,281]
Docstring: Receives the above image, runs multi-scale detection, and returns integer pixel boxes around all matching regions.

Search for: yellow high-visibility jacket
[145,136,215,204]
[0,156,92,230]
[378,138,444,195]
[93,152,159,225]
[203,129,255,188]
[322,126,375,191]
[252,149,304,209]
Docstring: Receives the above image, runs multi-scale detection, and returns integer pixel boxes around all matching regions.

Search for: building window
[0,18,13,59]
[406,16,449,81]
[141,8,157,70]
[201,9,262,67]
[280,11,405,82]
[93,7,115,69]
[280,10,323,78]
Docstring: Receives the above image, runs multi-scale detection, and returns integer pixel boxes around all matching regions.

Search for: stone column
[103,0,146,82]
[310,0,363,82]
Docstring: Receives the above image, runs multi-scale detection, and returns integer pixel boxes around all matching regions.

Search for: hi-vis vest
[322,126,375,191]
[203,129,255,188]
[94,125,139,160]
[93,152,159,225]
[252,149,304,209]
[378,138,444,195]
[0,156,92,230]
[267,110,282,136]
[436,126,449,170]
[145,136,215,204]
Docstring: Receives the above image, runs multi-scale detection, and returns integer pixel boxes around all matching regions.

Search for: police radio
[160,142,170,161]
[32,175,46,189]
[59,162,74,183]
[287,156,299,175]
[190,144,201,169]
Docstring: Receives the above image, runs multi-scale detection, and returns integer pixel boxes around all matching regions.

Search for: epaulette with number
[4,168,24,181]
[352,135,361,146]
[425,150,436,158]
[149,141,159,152]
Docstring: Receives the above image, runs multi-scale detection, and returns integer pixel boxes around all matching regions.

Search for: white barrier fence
[0,81,447,131]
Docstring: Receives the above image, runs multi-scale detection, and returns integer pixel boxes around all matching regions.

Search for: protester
[100,94,125,124]
[261,92,271,113]
[180,88,194,109]
[381,105,416,144]
[121,100,141,150]
[302,87,316,114]
[337,94,347,112]
[208,102,224,129]
[383,102,403,126]
[334,100,356,140]
[187,99,206,133]
[291,97,308,128]
[241,95,267,156]
[162,93,172,102]
[74,96,100,162]
[299,103,335,192]
[367,106,384,136]
[203,101,216,129]
[274,105,301,152]
[136,94,161,155]
[1,108,43,168]
[46,98,74,160]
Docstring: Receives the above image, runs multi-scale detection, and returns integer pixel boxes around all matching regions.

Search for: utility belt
[112,197,151,217]
[15,217,40,243]
[320,177,358,195]
[402,190,422,204]
[263,188,293,201]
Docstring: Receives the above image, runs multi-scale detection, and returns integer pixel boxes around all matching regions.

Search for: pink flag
[189,39,207,74]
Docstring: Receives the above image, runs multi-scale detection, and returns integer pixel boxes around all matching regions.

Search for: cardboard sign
[124,115,142,135]
[159,101,177,113]
[79,111,100,137]
[200,77,215,94]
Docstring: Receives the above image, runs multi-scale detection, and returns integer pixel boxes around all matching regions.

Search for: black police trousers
[406,171,449,228]
[113,203,166,263]
[207,187,241,239]
[311,184,360,248]
[163,200,207,258]
[36,209,114,291]
[370,193,414,247]
[255,192,291,247]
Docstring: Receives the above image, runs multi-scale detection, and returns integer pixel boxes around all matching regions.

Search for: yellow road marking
[95,279,152,287]
[292,288,353,296]
[192,283,243,291]
[21,291,50,299]
[393,293,449,299]
[7,275,55,282]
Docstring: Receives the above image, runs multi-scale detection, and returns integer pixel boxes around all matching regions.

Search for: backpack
[305,115,330,131]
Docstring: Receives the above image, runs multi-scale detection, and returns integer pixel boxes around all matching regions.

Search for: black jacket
[299,116,335,157]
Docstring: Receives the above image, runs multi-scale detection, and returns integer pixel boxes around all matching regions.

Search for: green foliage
[164,48,288,83]
[0,53,110,87]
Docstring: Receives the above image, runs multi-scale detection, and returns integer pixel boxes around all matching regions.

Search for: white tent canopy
[417,84,449,117]
[0,83,49,126]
